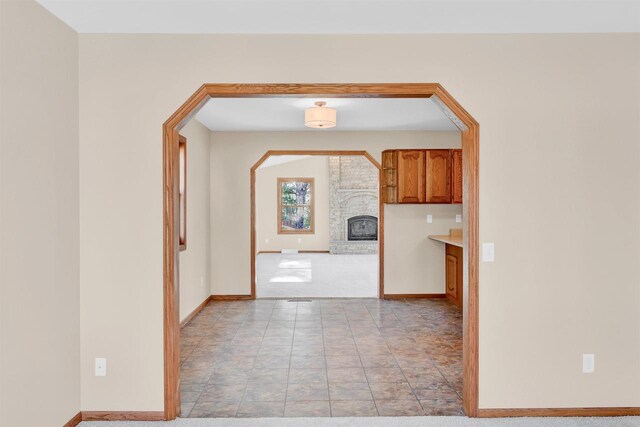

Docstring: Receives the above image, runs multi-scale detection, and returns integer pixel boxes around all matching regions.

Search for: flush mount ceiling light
[304,101,336,129]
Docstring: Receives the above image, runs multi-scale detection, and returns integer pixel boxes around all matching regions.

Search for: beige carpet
[256,253,378,298]
[80,415,640,427]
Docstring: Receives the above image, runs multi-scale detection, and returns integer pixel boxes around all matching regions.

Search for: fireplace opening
[347,215,378,241]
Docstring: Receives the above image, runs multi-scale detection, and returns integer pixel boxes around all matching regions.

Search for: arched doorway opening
[250,150,383,299]
[163,84,479,419]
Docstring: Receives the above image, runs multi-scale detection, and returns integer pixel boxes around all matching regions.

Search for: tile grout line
[179,321,210,418]
[282,300,298,416]
[383,300,427,415]
[393,300,426,393]
[184,303,231,418]
[235,300,277,417]
[414,300,464,413]
[223,303,242,417]
[409,299,463,414]
[318,300,333,417]
[356,301,381,417]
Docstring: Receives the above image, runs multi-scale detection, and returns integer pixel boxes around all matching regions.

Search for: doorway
[251,151,383,299]
[164,84,479,419]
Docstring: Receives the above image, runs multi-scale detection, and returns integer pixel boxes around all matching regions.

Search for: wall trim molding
[63,412,82,427]
[179,295,213,328]
[210,294,252,301]
[383,293,446,299]
[80,411,165,421]
[478,407,640,418]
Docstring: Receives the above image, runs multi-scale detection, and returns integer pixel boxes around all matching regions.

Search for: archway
[163,84,479,419]
[250,150,384,299]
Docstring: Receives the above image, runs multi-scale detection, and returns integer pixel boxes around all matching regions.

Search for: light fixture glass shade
[305,101,336,129]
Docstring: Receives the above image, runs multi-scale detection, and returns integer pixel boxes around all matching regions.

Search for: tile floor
[256,253,378,298]
[180,298,462,418]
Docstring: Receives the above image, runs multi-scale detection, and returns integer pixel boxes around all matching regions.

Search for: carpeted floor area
[79,415,640,427]
[256,253,379,298]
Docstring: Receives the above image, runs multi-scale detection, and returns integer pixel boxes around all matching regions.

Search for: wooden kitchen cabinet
[425,149,452,203]
[446,254,458,301]
[445,243,463,307]
[394,150,426,203]
[382,148,460,204]
[398,150,425,203]
[451,149,463,204]
[381,150,398,204]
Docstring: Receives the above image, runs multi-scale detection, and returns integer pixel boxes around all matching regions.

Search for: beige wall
[385,204,462,294]
[0,1,80,426]
[78,34,640,411]
[256,156,330,252]
[210,131,459,296]
[178,120,211,322]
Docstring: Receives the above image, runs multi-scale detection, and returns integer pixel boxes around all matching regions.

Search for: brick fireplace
[329,156,379,254]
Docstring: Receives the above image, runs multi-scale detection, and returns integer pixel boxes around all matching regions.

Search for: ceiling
[194,98,459,132]
[37,1,639,34]
[257,155,312,170]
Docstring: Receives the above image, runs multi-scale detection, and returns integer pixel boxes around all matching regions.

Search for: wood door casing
[452,149,463,204]
[164,84,481,419]
[397,150,425,203]
[425,149,452,203]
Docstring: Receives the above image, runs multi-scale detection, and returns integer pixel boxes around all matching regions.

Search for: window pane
[281,206,311,231]
[281,181,311,206]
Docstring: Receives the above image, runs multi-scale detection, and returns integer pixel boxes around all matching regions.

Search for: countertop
[428,234,463,248]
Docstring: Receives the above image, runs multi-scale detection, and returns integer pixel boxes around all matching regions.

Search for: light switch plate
[455,214,462,223]
[95,358,107,376]
[426,215,433,223]
[583,354,595,373]
[482,243,495,262]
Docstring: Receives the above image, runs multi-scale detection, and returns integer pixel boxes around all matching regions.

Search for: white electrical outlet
[426,215,433,223]
[582,354,595,373]
[455,214,462,223]
[95,358,107,376]
[265,238,269,244]
[297,238,302,243]
[482,243,495,262]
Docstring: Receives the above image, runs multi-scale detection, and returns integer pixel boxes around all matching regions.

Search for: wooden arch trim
[163,84,479,419]
[251,150,382,170]
[249,150,384,300]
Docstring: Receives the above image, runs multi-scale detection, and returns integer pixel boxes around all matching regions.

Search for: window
[278,177,314,234]
[178,135,187,251]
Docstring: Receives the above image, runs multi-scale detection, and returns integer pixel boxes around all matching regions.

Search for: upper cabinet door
[397,150,425,203]
[425,149,452,203]
[451,149,463,204]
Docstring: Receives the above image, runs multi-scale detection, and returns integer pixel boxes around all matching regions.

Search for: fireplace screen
[347,215,378,241]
